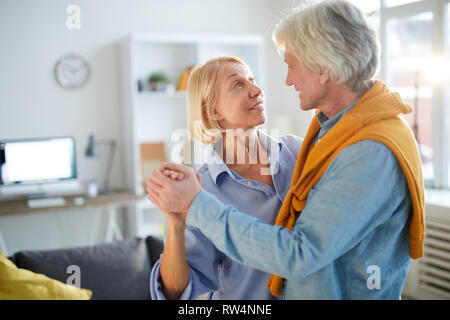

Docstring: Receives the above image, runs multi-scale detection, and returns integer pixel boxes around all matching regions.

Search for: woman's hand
[161,168,185,181]
[146,163,202,222]
[157,168,187,227]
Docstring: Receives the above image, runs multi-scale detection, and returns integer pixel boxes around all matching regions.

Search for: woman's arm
[150,221,223,300]
[159,218,190,300]
[155,170,190,299]
[149,169,221,300]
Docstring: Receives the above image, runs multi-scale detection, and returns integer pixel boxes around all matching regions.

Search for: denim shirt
[186,103,412,299]
[150,132,303,300]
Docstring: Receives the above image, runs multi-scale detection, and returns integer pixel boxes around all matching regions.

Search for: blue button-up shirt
[150,131,303,299]
[185,103,412,299]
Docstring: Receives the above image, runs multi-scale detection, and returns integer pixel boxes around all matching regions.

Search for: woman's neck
[220,128,274,186]
[222,128,262,166]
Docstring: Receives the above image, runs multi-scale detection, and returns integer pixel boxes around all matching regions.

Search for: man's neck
[319,83,364,119]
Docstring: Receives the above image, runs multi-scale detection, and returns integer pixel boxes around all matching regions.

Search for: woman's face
[213,62,266,131]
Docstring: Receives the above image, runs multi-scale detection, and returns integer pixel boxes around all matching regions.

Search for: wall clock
[54,54,91,89]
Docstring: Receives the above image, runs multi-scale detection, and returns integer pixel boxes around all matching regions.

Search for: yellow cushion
[0,253,92,300]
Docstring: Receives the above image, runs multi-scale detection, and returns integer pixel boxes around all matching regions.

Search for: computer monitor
[0,136,82,200]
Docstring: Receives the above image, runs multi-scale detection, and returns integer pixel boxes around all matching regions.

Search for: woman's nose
[249,82,262,98]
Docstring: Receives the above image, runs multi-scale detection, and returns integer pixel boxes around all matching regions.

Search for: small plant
[148,72,168,91]
[148,72,168,84]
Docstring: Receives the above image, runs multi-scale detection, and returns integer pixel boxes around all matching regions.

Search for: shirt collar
[317,99,358,131]
[205,130,282,185]
[316,81,374,133]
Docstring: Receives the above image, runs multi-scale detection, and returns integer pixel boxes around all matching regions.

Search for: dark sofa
[8,236,164,300]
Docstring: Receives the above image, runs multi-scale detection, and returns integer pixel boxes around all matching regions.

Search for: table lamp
[85,134,117,193]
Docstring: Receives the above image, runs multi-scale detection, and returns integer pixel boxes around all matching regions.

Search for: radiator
[402,203,450,299]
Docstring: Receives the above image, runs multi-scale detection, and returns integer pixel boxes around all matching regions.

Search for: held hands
[146,163,202,224]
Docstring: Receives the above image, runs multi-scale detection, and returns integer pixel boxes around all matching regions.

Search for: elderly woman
[149,56,302,300]
[147,0,424,299]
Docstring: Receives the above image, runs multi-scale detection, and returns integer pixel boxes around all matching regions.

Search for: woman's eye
[234,81,243,88]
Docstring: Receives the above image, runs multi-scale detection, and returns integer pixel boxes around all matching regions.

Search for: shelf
[137,91,186,99]
[121,32,264,193]
[120,32,264,238]
[132,32,264,45]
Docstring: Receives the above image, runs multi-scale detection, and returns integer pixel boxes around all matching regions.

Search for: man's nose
[285,73,293,87]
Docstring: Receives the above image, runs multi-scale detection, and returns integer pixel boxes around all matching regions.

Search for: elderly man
[147,0,424,299]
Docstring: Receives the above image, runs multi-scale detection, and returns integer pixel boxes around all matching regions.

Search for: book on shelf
[176,66,195,91]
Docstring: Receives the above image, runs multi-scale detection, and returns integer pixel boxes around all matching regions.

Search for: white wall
[265,0,314,137]
[0,0,311,253]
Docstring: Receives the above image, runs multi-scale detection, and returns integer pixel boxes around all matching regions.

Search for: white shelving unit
[119,32,264,237]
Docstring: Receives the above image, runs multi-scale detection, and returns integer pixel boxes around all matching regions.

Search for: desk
[0,191,145,256]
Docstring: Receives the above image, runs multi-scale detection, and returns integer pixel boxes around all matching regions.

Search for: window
[348,0,380,14]
[385,12,434,181]
[380,0,450,189]
[384,0,423,7]
[447,2,450,187]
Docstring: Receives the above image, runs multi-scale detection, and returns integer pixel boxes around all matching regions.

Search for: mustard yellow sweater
[268,80,425,297]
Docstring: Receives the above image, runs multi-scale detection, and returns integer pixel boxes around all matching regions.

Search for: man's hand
[146,162,202,217]
[161,168,185,181]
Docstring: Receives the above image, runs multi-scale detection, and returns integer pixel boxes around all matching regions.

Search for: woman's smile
[250,101,264,111]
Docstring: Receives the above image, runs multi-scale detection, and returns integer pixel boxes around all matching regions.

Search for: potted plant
[148,72,168,91]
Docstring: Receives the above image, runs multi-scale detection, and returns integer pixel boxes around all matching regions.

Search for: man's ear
[319,72,330,85]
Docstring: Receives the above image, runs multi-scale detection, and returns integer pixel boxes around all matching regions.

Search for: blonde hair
[186,56,250,144]
[273,0,379,92]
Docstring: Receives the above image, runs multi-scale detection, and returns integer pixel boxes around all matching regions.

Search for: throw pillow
[0,253,92,300]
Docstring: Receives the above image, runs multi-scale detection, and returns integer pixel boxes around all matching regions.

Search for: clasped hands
[146,162,202,225]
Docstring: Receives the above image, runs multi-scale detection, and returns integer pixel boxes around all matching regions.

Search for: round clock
[55,54,91,89]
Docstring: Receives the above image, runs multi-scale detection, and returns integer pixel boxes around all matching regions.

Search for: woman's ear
[203,103,224,121]
[209,108,224,121]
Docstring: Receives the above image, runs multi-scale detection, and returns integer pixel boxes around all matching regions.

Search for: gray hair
[273,0,379,92]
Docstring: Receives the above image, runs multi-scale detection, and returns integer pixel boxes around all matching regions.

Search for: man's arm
[183,141,409,279]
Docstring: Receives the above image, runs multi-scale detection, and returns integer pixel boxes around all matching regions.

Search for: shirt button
[247,181,253,186]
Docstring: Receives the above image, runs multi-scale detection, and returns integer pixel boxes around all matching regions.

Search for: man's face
[284,50,327,111]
